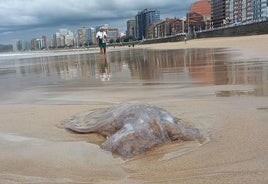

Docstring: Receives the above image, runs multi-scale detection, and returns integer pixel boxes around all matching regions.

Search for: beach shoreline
[0,35,267,183]
[134,34,268,59]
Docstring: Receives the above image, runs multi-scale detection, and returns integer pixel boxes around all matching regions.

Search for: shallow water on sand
[0,48,267,104]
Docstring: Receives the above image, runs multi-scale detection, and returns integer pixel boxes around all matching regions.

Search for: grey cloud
[0,0,196,44]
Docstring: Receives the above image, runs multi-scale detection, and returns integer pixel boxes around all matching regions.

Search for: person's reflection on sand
[99,55,111,81]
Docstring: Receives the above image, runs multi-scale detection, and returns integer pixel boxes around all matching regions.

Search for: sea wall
[197,21,268,38]
[141,34,187,44]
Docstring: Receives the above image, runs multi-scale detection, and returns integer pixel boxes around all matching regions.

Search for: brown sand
[0,35,268,183]
[137,34,268,59]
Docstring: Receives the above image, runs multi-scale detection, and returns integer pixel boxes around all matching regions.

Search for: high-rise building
[33,39,43,50]
[89,28,96,44]
[107,28,119,42]
[226,0,253,24]
[65,31,74,47]
[126,19,136,38]
[252,0,268,21]
[211,0,226,27]
[57,29,74,47]
[12,40,19,51]
[53,32,63,48]
[135,9,160,40]
[46,38,54,49]
[20,40,31,51]
[85,28,92,45]
[41,35,47,49]
[77,27,87,46]
[213,0,267,27]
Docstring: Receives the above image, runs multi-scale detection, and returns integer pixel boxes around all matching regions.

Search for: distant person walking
[184,36,187,44]
[96,27,108,54]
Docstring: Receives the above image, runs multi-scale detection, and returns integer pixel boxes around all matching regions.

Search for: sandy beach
[137,34,268,59]
[0,35,267,183]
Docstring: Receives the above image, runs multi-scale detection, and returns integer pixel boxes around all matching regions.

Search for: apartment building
[252,0,268,21]
[152,18,183,38]
[126,19,136,38]
[225,0,253,24]
[211,0,226,27]
[107,28,120,42]
[77,27,87,46]
[212,0,267,27]
[135,9,160,40]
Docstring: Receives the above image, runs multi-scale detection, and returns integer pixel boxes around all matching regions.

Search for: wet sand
[137,34,268,59]
[0,35,268,183]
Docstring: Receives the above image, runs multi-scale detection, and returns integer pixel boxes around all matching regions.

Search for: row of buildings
[126,0,268,39]
[53,26,120,48]
[13,0,268,51]
[13,26,120,51]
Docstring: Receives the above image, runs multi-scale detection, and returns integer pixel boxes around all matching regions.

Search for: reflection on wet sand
[0,48,267,97]
[127,49,268,96]
[98,55,111,81]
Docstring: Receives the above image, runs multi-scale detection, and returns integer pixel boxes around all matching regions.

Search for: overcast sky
[0,0,196,44]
